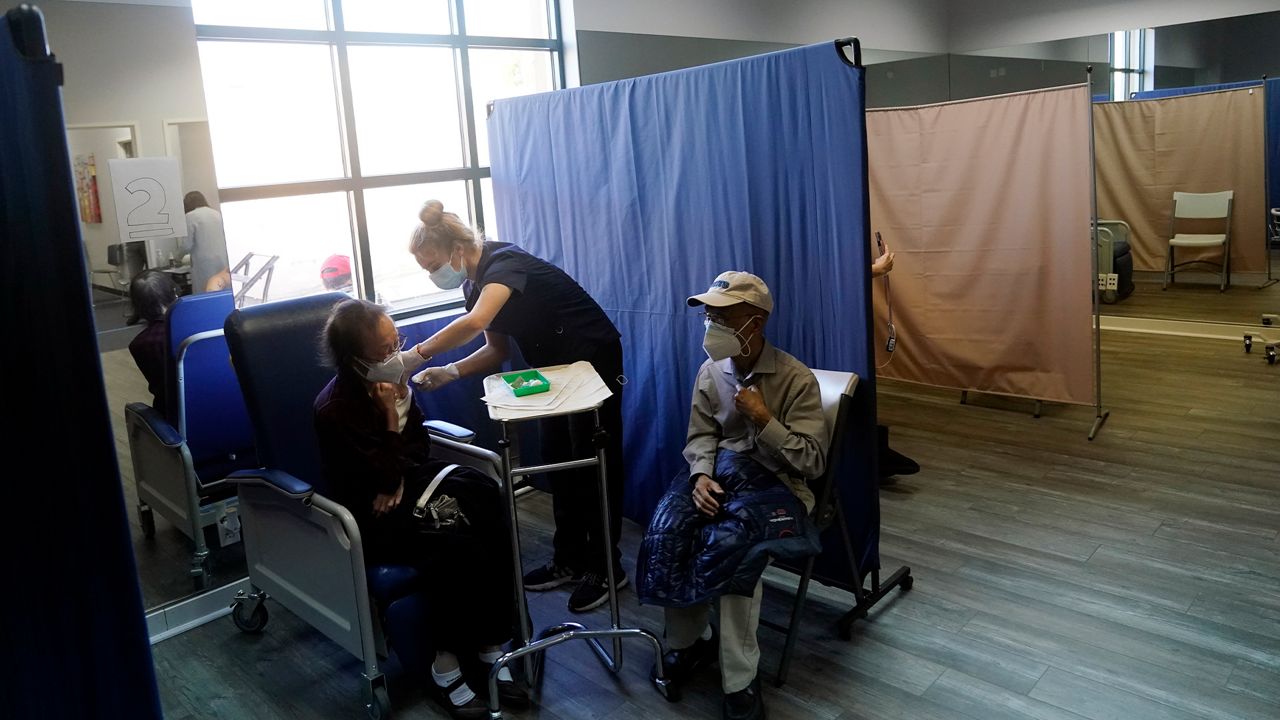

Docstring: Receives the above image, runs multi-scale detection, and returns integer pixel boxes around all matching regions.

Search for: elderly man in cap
[638,271,827,720]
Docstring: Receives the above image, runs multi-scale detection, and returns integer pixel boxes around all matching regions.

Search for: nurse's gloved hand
[411,362,460,391]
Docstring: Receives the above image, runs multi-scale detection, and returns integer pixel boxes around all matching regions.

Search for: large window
[193,0,563,311]
[1110,29,1154,101]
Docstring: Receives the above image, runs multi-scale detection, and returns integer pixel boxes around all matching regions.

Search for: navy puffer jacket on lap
[637,449,821,608]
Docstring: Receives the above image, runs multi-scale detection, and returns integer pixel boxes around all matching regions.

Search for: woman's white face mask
[703,316,758,362]
[356,351,408,385]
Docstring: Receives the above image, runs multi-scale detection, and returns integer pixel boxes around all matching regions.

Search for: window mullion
[453,0,485,231]
[330,0,377,302]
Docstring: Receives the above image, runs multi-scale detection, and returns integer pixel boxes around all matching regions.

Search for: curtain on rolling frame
[868,84,1096,405]
[488,41,882,585]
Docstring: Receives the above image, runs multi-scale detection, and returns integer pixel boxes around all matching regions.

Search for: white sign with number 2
[107,157,185,244]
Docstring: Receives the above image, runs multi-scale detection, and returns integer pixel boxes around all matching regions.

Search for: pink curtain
[868,84,1095,405]
[1094,88,1267,272]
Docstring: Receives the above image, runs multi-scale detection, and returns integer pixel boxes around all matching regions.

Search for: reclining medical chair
[759,369,912,686]
[1164,190,1234,291]
[126,290,257,585]
[221,293,498,720]
[1095,220,1135,304]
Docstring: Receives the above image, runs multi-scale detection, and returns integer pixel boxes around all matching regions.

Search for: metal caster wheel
[366,686,391,720]
[901,575,914,592]
[138,506,155,539]
[1244,335,1253,353]
[231,599,268,634]
[1268,348,1278,365]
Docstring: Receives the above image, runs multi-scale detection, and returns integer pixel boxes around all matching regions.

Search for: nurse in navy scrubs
[407,200,626,614]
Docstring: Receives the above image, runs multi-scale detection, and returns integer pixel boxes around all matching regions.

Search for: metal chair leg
[1221,244,1229,292]
[775,555,816,687]
[1164,245,1173,290]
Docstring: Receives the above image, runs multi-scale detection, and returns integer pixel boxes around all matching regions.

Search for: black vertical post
[1,6,161,717]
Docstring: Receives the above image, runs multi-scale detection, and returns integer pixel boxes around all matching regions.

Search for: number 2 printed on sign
[123,177,174,239]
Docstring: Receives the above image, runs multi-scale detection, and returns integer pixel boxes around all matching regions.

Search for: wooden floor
[101,347,246,610]
[151,330,1280,719]
[1102,274,1280,325]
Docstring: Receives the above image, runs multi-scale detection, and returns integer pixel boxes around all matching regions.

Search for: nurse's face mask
[702,312,759,362]
[428,245,467,290]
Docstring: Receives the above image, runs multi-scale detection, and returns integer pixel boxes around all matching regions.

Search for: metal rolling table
[483,372,670,719]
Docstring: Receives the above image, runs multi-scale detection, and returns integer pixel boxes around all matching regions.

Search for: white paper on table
[482,361,594,407]
[482,365,576,408]
[483,361,613,421]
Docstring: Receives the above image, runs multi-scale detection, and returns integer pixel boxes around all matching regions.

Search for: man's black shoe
[650,632,717,702]
[723,674,766,720]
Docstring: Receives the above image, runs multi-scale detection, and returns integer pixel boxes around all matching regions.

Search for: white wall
[67,127,133,274]
[40,0,210,275]
[171,121,220,211]
[571,0,951,53]
[948,0,1280,53]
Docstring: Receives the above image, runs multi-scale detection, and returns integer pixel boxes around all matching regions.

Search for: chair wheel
[1244,336,1253,353]
[367,686,391,719]
[231,599,268,634]
[901,575,914,592]
[1268,348,1278,365]
[138,506,155,539]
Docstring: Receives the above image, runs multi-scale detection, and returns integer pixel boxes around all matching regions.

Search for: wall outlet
[1097,273,1108,290]
[1105,274,1119,291]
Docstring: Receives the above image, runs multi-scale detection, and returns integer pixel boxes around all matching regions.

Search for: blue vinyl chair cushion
[224,293,347,493]
[226,469,314,499]
[167,291,257,470]
[423,419,476,443]
[367,565,423,606]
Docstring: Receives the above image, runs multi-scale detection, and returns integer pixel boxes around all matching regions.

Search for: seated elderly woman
[126,269,181,412]
[313,299,525,719]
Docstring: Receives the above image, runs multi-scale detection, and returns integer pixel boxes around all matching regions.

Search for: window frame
[195,0,566,318]
[1110,28,1153,101]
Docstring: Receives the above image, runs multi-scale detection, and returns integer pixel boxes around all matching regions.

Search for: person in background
[126,269,180,412]
[869,239,920,481]
[181,191,230,295]
[321,254,354,294]
[314,299,525,718]
[406,200,628,614]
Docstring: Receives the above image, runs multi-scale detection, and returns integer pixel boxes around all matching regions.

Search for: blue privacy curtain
[488,41,880,584]
[1132,79,1280,211]
[0,7,160,717]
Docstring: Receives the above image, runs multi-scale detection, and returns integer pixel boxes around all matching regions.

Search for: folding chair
[1164,190,1234,292]
[760,369,913,686]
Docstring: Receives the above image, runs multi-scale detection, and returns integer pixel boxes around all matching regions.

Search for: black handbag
[411,464,472,535]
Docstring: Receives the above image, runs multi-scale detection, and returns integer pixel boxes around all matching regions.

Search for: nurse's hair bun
[410,199,478,256]
[418,199,446,227]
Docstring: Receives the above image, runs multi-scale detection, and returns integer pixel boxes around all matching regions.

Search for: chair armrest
[424,419,476,444]
[125,402,182,447]
[226,468,314,500]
